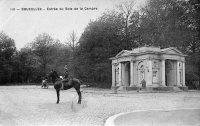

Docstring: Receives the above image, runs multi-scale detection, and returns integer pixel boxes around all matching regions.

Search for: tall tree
[50,40,70,75]
[66,30,78,77]
[117,1,138,49]
[0,31,16,83]
[139,0,196,50]
[31,33,54,76]
[183,0,200,87]
[18,47,38,82]
[76,11,126,87]
[66,30,78,52]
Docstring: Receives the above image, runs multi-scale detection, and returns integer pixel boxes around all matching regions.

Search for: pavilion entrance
[165,60,176,86]
[122,62,130,86]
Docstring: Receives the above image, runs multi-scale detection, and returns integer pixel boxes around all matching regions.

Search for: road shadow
[39,100,87,114]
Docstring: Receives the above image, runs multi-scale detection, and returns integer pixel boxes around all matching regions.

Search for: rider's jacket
[64,70,69,79]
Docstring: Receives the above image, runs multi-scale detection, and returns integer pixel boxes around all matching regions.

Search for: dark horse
[48,70,82,104]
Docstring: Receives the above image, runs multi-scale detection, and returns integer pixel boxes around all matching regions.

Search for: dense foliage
[0,32,17,83]
[75,0,200,88]
[0,0,199,89]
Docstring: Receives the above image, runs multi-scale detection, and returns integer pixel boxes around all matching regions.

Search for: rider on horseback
[61,65,69,90]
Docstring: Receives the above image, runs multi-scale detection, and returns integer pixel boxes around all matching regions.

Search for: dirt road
[0,86,200,126]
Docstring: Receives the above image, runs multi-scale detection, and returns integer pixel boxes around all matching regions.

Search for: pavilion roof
[111,46,186,60]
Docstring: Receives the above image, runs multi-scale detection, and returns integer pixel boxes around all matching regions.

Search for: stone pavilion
[110,46,188,91]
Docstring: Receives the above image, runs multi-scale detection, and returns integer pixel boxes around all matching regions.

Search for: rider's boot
[60,82,64,90]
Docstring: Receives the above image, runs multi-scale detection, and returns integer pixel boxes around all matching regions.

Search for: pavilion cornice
[110,52,186,60]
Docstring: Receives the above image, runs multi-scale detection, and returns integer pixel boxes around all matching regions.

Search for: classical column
[177,61,180,86]
[112,63,116,87]
[182,62,185,86]
[118,62,122,86]
[121,63,125,86]
[134,62,138,86]
[130,61,134,86]
[148,60,153,86]
[161,60,165,86]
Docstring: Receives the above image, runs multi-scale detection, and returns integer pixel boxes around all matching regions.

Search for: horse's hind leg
[75,86,81,104]
[56,89,60,104]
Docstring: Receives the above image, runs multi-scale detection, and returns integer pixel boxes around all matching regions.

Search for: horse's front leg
[77,91,81,104]
[75,87,81,104]
[56,89,60,104]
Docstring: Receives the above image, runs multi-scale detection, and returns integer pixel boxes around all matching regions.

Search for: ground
[0,86,200,126]
[113,109,200,126]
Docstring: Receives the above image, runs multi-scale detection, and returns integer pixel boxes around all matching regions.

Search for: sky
[0,0,147,50]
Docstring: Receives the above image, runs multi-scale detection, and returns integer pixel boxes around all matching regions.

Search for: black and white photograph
[0,0,200,125]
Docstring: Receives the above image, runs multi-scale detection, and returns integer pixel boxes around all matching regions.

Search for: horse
[48,70,82,104]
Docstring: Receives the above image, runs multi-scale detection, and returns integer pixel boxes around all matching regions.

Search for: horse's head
[47,70,60,84]
[48,70,57,78]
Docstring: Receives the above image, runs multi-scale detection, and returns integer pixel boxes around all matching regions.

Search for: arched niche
[137,61,145,85]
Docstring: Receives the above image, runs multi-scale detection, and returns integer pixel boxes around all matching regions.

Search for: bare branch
[66,30,78,51]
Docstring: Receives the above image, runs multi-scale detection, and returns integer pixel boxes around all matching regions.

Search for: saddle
[62,78,69,83]
[61,78,72,86]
